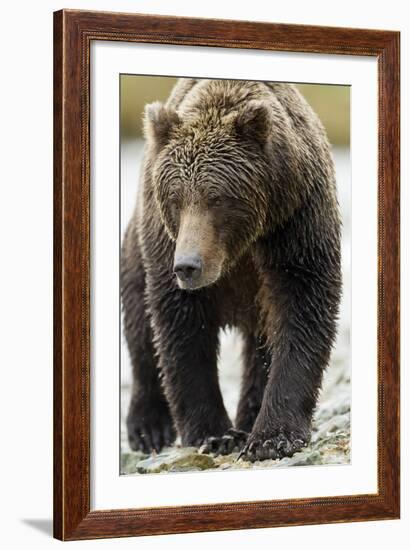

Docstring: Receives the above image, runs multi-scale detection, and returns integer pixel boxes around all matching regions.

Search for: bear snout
[174,254,203,286]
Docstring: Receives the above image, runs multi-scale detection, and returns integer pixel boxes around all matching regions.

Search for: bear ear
[143,101,181,149]
[234,100,271,145]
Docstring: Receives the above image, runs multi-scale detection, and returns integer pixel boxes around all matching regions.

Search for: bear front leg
[151,285,232,447]
[122,229,176,453]
[241,266,340,462]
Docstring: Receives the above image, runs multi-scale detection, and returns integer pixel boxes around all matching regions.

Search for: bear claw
[238,433,307,462]
[127,399,176,454]
[199,428,249,456]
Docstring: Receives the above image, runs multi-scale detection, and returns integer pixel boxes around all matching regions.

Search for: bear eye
[209,196,222,207]
[168,196,181,221]
[168,195,180,209]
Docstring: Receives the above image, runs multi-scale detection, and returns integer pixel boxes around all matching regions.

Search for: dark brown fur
[121,79,342,461]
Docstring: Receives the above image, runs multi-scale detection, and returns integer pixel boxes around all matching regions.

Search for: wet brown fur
[121,79,342,461]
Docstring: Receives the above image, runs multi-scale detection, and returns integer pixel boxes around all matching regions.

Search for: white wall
[0,0,407,548]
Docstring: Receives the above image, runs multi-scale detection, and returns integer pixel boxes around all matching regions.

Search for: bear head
[144,99,273,290]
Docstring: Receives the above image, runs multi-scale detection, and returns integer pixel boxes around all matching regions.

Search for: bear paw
[126,397,176,454]
[199,428,249,456]
[239,430,308,462]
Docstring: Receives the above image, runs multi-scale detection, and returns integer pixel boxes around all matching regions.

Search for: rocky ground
[120,145,351,475]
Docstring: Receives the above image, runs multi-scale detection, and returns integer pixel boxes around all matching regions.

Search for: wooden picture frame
[53,9,400,540]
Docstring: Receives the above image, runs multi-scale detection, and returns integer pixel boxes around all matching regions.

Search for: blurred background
[120,77,351,474]
[120,76,350,145]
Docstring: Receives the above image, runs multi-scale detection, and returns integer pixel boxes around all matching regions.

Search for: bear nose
[174,254,202,283]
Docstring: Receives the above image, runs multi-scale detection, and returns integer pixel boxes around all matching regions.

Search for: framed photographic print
[53,9,400,540]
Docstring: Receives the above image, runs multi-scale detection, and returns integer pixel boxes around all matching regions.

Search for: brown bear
[121,78,342,461]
